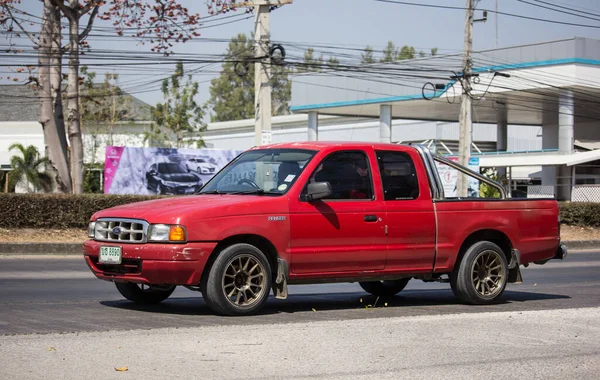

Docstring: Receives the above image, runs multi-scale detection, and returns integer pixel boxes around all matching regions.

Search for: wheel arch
[200,234,279,287]
[453,229,513,272]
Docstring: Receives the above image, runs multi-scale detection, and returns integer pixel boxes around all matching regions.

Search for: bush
[1,194,598,230]
[559,202,600,228]
[0,193,161,229]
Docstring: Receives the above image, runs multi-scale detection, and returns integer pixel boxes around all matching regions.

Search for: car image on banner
[145,162,203,195]
[185,157,217,175]
[104,146,243,195]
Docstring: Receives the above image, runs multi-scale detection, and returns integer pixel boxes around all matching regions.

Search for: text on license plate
[99,246,122,264]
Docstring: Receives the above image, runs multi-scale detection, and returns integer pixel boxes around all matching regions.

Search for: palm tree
[9,143,53,193]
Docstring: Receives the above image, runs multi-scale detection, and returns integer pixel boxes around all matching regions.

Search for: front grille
[94,218,148,243]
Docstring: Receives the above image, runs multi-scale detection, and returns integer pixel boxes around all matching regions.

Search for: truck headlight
[148,224,187,243]
[88,222,96,238]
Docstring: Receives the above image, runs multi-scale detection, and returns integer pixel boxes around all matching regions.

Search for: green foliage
[207,33,291,122]
[145,61,206,148]
[361,46,375,64]
[0,194,598,230]
[431,47,439,56]
[298,48,324,72]
[0,193,162,228]
[80,66,134,129]
[479,168,501,199]
[9,143,52,193]
[326,56,340,69]
[84,163,104,194]
[559,202,600,227]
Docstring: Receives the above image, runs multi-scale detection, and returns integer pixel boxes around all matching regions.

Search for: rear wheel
[115,282,176,304]
[450,241,508,304]
[359,278,410,296]
[202,243,272,316]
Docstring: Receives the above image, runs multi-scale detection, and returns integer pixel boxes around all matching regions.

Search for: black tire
[359,278,410,296]
[202,243,272,316]
[115,282,176,304]
[450,241,508,305]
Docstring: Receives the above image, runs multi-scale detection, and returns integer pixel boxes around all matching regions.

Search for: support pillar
[307,111,318,141]
[380,104,392,143]
[558,90,574,201]
[496,102,508,180]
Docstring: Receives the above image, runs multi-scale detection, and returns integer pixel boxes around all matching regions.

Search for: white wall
[0,121,45,167]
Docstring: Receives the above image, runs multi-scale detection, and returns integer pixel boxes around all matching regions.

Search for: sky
[7,0,600,118]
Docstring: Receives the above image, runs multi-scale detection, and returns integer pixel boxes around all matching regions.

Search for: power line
[375,0,600,29]
[517,0,600,22]
[529,0,600,18]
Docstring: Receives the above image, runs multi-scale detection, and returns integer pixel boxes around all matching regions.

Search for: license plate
[99,246,122,264]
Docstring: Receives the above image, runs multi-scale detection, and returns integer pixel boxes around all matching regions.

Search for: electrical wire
[375,0,600,29]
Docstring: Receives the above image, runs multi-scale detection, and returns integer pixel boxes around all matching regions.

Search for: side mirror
[306,181,331,201]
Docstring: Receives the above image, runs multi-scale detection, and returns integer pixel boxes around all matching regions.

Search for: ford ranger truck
[83,142,567,316]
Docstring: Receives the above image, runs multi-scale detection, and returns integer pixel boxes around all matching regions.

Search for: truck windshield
[199,149,317,195]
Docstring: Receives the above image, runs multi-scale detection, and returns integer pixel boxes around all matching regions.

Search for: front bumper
[554,243,568,260]
[83,240,217,285]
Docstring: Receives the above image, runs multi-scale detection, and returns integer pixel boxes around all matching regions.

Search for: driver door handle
[364,215,378,222]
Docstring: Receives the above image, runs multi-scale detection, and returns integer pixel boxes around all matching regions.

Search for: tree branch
[78,4,99,42]
[49,0,74,20]
[79,0,102,16]
[2,5,38,45]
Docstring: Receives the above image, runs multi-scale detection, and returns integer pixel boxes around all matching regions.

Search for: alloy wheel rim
[470,250,505,298]
[222,254,266,308]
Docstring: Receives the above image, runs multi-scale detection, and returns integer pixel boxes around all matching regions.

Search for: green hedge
[0,194,599,229]
[559,202,600,228]
[0,193,161,229]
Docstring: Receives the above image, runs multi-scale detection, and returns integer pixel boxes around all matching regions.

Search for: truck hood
[91,194,288,224]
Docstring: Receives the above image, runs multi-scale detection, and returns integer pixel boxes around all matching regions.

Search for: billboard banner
[104,146,243,195]
[435,156,480,198]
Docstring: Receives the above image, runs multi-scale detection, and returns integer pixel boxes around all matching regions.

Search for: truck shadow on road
[99,289,571,317]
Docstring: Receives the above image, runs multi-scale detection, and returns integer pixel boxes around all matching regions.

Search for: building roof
[477,149,600,167]
[0,85,40,122]
[0,84,152,123]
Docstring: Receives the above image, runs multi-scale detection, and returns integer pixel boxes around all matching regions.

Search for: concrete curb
[0,243,83,255]
[0,240,598,255]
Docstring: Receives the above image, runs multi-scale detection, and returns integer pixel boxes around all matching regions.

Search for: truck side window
[306,151,374,200]
[376,151,419,200]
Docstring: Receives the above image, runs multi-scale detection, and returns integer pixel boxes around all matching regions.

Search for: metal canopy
[477,149,600,167]
[290,38,600,126]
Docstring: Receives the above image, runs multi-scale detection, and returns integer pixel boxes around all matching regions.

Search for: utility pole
[231,1,292,146]
[456,0,474,198]
[495,0,499,49]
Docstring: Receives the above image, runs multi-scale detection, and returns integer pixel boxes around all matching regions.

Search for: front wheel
[202,243,272,316]
[359,278,410,296]
[450,241,508,305]
[115,282,176,304]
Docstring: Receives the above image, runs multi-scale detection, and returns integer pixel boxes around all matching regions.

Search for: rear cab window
[376,150,419,201]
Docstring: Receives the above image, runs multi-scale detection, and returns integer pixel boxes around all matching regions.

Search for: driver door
[289,149,387,274]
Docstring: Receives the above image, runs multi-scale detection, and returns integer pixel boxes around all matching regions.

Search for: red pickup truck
[83,142,567,316]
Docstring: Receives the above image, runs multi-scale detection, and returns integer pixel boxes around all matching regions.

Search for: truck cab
[84,142,566,316]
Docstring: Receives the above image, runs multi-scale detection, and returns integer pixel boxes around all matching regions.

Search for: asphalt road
[1,251,600,380]
[1,250,599,335]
